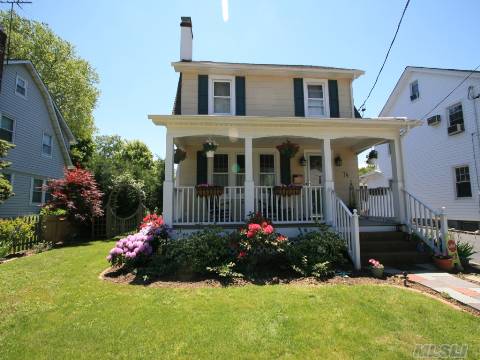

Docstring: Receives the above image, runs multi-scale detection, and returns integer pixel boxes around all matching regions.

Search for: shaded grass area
[0,240,479,359]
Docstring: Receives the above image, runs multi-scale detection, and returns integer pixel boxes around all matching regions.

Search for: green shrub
[0,218,35,258]
[287,225,347,278]
[456,240,476,264]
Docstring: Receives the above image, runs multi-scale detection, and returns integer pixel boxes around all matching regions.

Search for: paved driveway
[450,231,480,264]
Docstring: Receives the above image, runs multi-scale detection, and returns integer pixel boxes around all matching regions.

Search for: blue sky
[12,0,480,160]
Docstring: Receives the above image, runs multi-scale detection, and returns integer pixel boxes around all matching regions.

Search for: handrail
[403,189,447,255]
[330,190,361,270]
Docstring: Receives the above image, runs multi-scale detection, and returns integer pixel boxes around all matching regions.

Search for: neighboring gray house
[0,60,75,217]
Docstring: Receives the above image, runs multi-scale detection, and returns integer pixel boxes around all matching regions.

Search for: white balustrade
[357,186,395,219]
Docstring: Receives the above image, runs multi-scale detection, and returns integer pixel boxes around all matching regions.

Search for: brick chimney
[180,17,193,61]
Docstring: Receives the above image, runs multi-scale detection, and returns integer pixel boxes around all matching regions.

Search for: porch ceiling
[332,137,387,153]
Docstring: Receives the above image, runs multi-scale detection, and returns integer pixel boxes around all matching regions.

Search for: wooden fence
[2,215,43,255]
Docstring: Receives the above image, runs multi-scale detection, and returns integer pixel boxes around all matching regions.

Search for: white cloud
[221,0,229,22]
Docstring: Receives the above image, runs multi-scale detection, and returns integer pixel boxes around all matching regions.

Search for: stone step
[361,250,431,266]
[360,231,408,242]
[360,239,418,252]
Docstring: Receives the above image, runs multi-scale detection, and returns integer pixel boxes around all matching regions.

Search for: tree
[0,11,100,143]
[358,165,375,177]
[0,140,15,203]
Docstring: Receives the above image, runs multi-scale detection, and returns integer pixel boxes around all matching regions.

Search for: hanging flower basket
[276,140,299,159]
[195,184,224,197]
[174,148,187,164]
[202,141,218,158]
[274,185,302,197]
[366,149,378,165]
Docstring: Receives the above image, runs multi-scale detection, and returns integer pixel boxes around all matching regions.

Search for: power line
[420,64,480,120]
[0,0,32,64]
[358,0,411,113]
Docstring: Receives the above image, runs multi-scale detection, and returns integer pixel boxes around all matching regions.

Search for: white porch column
[323,138,334,223]
[163,131,174,226]
[390,136,407,224]
[244,136,255,217]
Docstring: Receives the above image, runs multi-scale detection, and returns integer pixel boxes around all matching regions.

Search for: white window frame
[42,131,53,158]
[259,153,277,186]
[446,101,464,127]
[15,74,28,99]
[212,153,230,186]
[409,80,419,101]
[208,75,235,115]
[0,112,15,144]
[453,165,472,199]
[303,79,330,118]
[30,178,46,205]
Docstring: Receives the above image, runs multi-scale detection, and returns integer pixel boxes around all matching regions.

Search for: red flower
[263,224,274,235]
[276,235,287,242]
[238,251,246,259]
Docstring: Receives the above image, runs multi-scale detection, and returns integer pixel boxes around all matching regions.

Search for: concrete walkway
[385,264,480,311]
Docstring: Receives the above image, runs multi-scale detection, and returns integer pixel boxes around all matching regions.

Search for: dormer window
[15,75,27,98]
[209,76,235,115]
[410,80,419,101]
[303,79,329,117]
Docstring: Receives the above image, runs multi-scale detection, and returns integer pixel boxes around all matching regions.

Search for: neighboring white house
[368,67,480,230]
[148,17,454,268]
[0,60,76,217]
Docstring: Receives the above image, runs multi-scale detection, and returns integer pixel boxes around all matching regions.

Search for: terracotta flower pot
[371,267,384,278]
[433,256,453,271]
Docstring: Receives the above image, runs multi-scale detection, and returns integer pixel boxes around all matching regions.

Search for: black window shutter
[235,76,246,115]
[293,78,305,117]
[196,151,208,184]
[328,80,340,118]
[280,154,291,185]
[198,75,208,114]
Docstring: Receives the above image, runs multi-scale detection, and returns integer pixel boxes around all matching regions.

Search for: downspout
[468,85,480,213]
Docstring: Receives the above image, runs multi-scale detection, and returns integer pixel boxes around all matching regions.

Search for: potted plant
[174,148,186,164]
[433,253,454,271]
[456,241,476,268]
[368,258,384,278]
[366,149,378,165]
[276,140,299,159]
[202,140,217,158]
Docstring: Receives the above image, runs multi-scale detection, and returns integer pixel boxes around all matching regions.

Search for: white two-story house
[370,67,480,231]
[0,60,76,217]
[148,18,443,268]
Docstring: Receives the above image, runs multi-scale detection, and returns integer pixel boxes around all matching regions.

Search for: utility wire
[358,0,411,113]
[420,64,480,120]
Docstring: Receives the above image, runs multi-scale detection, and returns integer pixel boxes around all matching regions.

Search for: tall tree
[0,11,100,146]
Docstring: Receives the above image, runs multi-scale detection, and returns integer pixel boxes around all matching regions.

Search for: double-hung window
[15,75,27,98]
[448,103,464,127]
[31,178,44,204]
[42,132,53,157]
[213,154,229,186]
[410,80,419,101]
[0,115,14,143]
[455,166,472,198]
[235,154,245,186]
[304,80,328,117]
[209,76,235,115]
[259,154,275,186]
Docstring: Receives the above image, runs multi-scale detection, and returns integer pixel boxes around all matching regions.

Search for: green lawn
[0,240,479,360]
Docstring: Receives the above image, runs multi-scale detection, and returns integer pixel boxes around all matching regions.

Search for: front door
[307,155,323,218]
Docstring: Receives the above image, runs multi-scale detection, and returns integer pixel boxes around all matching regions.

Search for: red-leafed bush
[45,167,104,223]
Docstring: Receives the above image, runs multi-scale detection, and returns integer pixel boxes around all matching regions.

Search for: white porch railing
[330,190,361,270]
[254,185,324,224]
[173,186,245,225]
[404,190,447,255]
[357,186,395,219]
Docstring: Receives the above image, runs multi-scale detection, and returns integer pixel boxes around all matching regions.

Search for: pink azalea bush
[368,258,384,269]
[107,214,170,267]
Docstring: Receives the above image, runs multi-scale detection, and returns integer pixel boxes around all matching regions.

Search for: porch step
[360,231,431,266]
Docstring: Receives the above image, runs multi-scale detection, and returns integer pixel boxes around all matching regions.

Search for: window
[213,154,229,186]
[0,115,14,142]
[304,80,328,117]
[448,103,464,127]
[212,79,233,114]
[15,75,27,98]
[410,80,419,101]
[235,154,245,186]
[455,166,472,198]
[42,133,53,156]
[31,178,44,204]
[259,154,275,186]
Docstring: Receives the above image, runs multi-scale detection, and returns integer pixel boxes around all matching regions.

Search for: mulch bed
[100,266,480,317]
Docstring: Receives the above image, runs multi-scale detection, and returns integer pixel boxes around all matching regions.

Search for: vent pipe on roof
[180,17,193,61]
